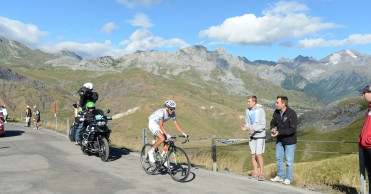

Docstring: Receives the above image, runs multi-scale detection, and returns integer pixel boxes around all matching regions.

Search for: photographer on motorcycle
[74,82,99,145]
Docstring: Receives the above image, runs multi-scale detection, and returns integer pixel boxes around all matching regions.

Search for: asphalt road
[0,123,322,194]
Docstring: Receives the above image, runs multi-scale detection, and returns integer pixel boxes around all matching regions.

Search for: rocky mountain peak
[57,50,83,60]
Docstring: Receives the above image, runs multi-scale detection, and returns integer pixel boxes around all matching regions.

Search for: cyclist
[147,100,188,164]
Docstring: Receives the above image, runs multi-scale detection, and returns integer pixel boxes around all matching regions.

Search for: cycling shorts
[148,122,163,136]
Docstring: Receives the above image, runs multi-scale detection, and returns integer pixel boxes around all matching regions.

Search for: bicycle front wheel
[166,146,190,182]
[140,143,157,175]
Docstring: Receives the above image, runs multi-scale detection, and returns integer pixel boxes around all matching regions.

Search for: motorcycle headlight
[96,121,106,126]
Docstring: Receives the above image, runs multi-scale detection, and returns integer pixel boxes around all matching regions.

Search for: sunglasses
[169,108,175,111]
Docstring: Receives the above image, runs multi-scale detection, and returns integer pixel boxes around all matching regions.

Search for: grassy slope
[2,67,367,192]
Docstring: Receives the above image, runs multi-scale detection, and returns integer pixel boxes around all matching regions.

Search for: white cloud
[348,34,371,44]
[0,16,188,59]
[123,28,189,53]
[0,16,48,49]
[39,40,125,59]
[298,34,371,48]
[127,13,153,28]
[116,0,161,8]
[199,1,340,45]
[101,22,118,35]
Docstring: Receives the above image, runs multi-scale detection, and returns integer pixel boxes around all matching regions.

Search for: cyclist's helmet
[86,101,95,110]
[83,82,93,90]
[164,100,176,108]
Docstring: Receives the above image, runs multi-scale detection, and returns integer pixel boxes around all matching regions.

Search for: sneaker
[258,174,265,181]
[33,127,37,129]
[270,176,284,182]
[148,151,155,163]
[75,141,81,145]
[282,179,291,185]
[250,174,258,179]
[163,161,173,169]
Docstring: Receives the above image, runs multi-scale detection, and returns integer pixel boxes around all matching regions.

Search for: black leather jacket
[270,107,298,145]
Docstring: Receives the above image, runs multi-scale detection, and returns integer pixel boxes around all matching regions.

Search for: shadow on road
[331,184,358,194]
[1,130,25,138]
[109,147,131,161]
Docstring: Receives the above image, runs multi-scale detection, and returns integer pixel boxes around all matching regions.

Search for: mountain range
[2,35,370,104]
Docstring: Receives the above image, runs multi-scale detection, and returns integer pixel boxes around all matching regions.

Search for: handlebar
[165,135,190,144]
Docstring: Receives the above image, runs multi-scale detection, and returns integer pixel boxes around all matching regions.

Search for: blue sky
[0,0,370,61]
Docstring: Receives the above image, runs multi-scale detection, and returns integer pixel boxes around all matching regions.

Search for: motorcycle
[79,109,112,162]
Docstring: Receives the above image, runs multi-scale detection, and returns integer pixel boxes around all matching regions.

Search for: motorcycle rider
[80,101,103,144]
[147,100,188,165]
[75,82,99,145]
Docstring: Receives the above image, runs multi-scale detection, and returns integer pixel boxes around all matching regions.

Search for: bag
[69,124,76,142]
[359,112,371,149]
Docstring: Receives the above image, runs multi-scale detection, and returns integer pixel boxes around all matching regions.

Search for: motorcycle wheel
[99,138,109,162]
[81,145,91,156]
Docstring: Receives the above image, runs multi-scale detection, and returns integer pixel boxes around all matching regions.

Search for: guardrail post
[143,128,147,145]
[211,135,217,172]
[359,146,366,194]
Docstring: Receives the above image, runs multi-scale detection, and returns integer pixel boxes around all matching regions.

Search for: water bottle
[162,146,168,158]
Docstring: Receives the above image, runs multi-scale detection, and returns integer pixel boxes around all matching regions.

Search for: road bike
[140,135,190,182]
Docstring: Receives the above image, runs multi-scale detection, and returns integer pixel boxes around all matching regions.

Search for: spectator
[241,95,266,181]
[359,85,371,194]
[270,96,297,185]
[2,105,8,123]
[25,105,32,127]
[0,106,3,122]
[33,105,41,129]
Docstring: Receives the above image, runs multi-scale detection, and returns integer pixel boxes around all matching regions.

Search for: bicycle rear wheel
[140,143,158,175]
[166,146,190,182]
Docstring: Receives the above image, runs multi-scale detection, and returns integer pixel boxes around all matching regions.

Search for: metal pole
[55,117,58,131]
[143,128,147,145]
[359,146,366,194]
[66,118,69,136]
[211,135,217,172]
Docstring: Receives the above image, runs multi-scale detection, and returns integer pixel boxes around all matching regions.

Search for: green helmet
[86,101,95,110]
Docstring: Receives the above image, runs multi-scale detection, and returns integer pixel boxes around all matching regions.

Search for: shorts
[249,138,265,155]
[148,122,163,136]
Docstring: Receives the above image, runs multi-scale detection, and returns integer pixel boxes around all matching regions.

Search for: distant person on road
[270,96,297,185]
[241,95,266,181]
[25,105,32,127]
[33,105,41,129]
[147,100,188,166]
[2,105,8,123]
[359,85,371,194]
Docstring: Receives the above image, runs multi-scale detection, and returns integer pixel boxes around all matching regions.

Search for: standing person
[241,95,266,181]
[270,96,297,185]
[147,100,188,166]
[359,85,371,194]
[2,105,8,123]
[33,105,41,129]
[25,105,32,127]
[73,103,83,145]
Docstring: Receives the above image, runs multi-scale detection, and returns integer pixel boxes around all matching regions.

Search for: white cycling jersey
[148,108,176,135]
